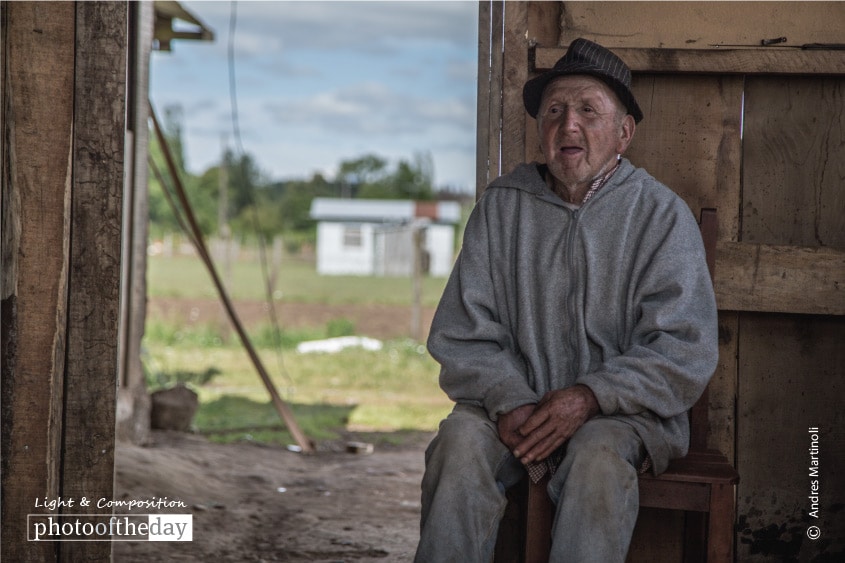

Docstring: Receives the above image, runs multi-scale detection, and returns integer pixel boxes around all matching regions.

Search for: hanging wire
[227,0,294,392]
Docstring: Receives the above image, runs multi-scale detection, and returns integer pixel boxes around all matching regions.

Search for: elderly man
[415,38,718,562]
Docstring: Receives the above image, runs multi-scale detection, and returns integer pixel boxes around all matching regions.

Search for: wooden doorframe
[1,3,127,560]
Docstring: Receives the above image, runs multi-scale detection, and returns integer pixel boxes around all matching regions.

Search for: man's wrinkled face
[537,75,634,197]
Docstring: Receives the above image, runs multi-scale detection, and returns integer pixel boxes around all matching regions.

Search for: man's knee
[568,418,643,466]
[551,418,643,498]
[429,407,498,457]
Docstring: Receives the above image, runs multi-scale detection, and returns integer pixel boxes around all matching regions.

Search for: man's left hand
[512,384,600,464]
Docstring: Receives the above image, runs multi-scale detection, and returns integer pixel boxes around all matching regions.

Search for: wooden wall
[1,2,127,561]
[480,2,845,560]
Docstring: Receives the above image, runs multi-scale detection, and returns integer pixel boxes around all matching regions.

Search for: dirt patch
[113,430,432,562]
[121,299,437,560]
[148,297,436,342]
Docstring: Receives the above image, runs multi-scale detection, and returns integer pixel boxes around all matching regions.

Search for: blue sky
[150,0,479,192]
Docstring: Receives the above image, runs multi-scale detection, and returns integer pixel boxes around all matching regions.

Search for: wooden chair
[495,209,740,563]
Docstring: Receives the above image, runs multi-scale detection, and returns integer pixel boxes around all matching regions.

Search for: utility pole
[411,220,429,341]
[218,135,232,342]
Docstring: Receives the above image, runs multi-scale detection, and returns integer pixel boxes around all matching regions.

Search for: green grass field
[144,252,453,446]
[148,253,448,307]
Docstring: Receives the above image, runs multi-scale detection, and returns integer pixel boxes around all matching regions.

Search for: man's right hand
[496,404,536,452]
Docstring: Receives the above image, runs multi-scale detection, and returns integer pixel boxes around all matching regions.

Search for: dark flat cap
[523,38,643,123]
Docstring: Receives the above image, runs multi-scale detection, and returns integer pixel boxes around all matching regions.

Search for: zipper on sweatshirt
[566,208,581,382]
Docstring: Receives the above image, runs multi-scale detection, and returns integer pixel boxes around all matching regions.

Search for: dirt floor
[115,298,436,562]
[113,430,433,562]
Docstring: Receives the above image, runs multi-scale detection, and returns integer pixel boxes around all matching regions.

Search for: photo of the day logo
[29,514,192,542]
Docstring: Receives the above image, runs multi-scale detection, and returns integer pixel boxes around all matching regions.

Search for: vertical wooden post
[1,3,76,561]
[117,0,154,445]
[2,2,127,561]
[58,3,127,561]
[476,1,538,197]
[500,1,529,176]
[411,223,426,341]
[476,0,504,197]
[218,136,232,342]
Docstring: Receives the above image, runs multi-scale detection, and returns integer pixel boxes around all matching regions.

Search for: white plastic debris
[295,336,383,354]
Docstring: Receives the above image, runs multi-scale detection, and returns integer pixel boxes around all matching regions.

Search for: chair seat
[639,449,739,513]
[643,450,740,484]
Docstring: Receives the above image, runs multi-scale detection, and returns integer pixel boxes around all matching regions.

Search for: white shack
[310,198,462,277]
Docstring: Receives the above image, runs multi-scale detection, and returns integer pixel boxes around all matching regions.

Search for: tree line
[148,107,466,252]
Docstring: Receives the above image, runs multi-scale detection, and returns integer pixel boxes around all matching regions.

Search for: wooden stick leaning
[148,101,314,453]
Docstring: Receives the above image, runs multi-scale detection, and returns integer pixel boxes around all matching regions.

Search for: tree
[392,151,435,200]
[355,151,435,200]
[337,154,387,197]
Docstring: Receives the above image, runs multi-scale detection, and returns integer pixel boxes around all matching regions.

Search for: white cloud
[185,1,478,58]
[156,1,479,192]
[263,81,474,137]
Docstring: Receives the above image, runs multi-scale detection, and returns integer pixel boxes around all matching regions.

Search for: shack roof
[310,198,461,224]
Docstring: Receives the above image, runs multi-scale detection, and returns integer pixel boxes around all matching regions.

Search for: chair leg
[495,478,528,563]
[525,474,553,563]
[707,483,735,563]
[682,510,707,563]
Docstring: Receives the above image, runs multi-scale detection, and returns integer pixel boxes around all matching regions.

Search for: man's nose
[562,108,580,130]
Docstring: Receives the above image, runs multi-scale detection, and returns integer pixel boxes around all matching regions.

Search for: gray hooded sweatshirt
[427,159,718,474]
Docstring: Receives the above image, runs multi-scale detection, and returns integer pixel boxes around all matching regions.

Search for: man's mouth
[559,145,583,156]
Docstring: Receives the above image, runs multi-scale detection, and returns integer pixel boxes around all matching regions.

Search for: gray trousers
[415,404,645,563]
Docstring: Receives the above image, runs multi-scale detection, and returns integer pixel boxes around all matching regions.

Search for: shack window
[343,226,362,248]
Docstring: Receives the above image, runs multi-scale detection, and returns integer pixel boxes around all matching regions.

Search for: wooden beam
[476,0,503,197]
[535,47,845,75]
[58,3,126,561]
[715,242,845,315]
[558,1,845,51]
[500,1,529,177]
[523,1,560,164]
[1,3,75,560]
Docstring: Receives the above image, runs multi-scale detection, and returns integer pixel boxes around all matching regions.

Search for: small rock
[150,384,198,432]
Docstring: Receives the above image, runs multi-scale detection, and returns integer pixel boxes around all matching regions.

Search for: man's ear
[616,114,636,154]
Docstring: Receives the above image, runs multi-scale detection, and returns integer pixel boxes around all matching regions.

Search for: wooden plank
[58,2,126,561]
[527,0,560,49]
[537,46,845,75]
[500,1,528,177]
[116,0,155,446]
[625,75,743,241]
[638,480,710,512]
[476,0,493,195]
[736,313,845,560]
[477,1,504,197]
[714,242,845,316]
[523,1,561,165]
[711,312,738,461]
[1,3,75,561]
[558,1,845,50]
[707,483,736,562]
[742,76,845,248]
